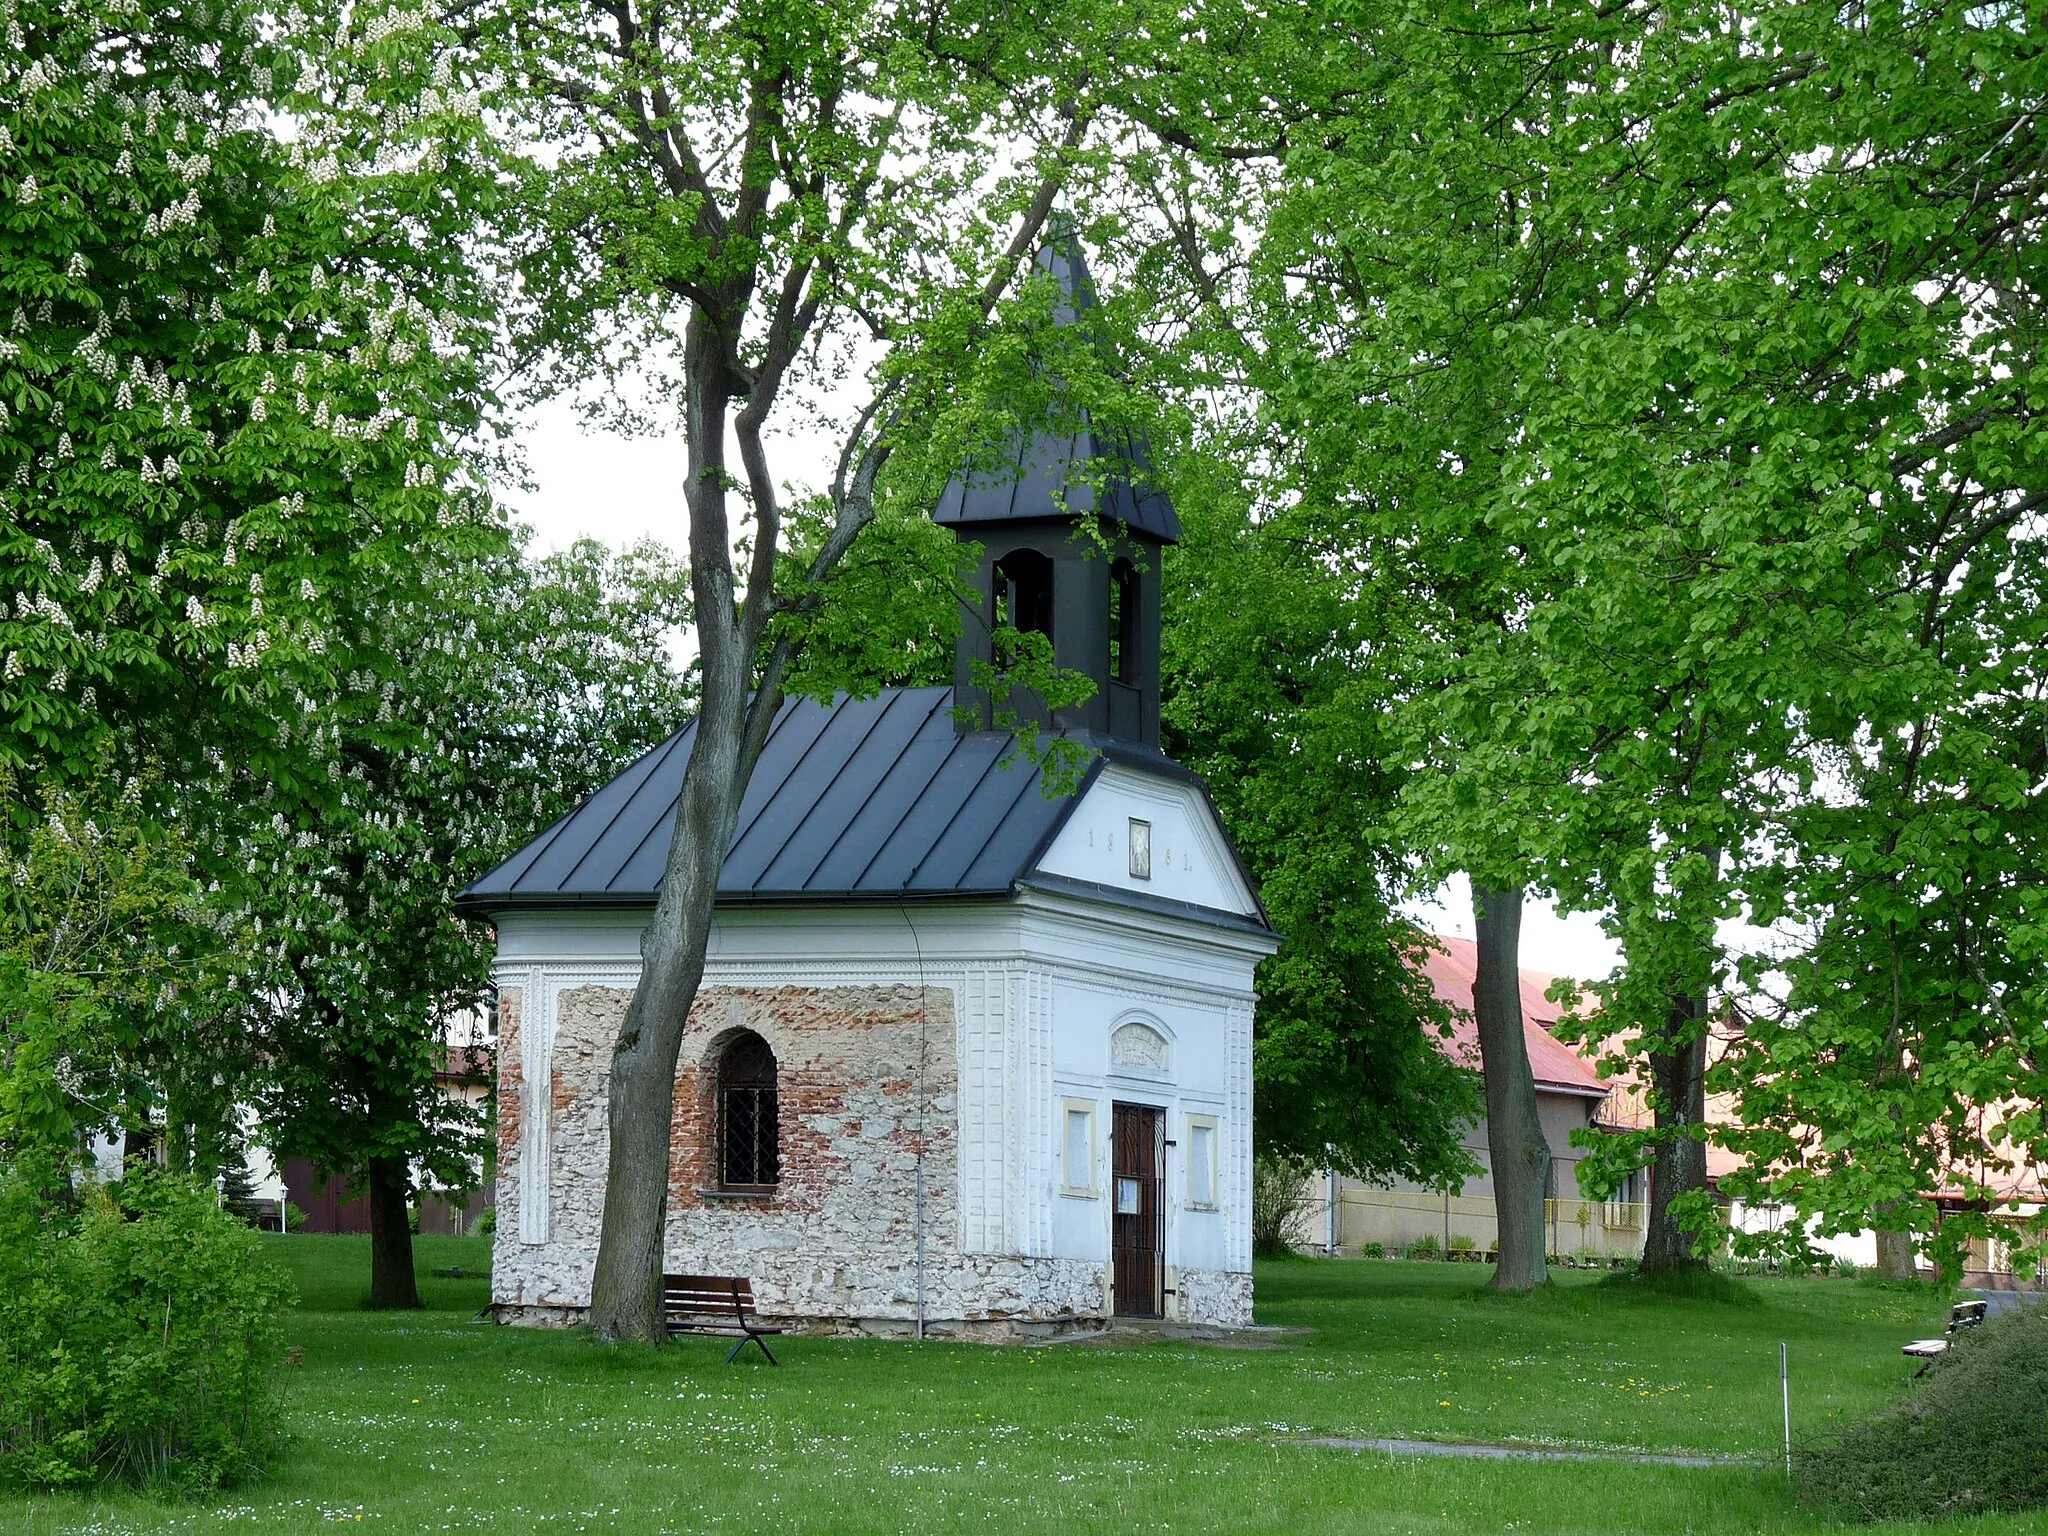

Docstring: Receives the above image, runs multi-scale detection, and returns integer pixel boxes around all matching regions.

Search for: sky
[507,402,1629,983]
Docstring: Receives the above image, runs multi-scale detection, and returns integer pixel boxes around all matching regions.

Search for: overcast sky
[507,402,1629,982]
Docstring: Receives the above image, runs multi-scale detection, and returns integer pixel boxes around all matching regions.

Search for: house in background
[1310,937,1646,1264]
[263,1004,497,1236]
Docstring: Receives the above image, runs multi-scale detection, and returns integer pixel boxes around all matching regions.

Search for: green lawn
[6,1241,2038,1534]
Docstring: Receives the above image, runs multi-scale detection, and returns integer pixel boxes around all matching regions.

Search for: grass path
[6,1240,2038,1535]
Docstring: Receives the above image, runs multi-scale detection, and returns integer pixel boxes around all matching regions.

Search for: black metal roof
[456,686,1259,928]
[930,236,1182,546]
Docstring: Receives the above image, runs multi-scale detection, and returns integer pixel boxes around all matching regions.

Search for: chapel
[458,236,1277,1336]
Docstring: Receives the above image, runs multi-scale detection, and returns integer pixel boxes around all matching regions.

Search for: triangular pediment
[1031,764,1260,918]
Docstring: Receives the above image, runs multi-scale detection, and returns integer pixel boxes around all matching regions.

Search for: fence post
[1780,1342,1792,1478]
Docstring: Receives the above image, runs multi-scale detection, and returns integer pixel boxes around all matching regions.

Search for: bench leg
[725,1329,777,1365]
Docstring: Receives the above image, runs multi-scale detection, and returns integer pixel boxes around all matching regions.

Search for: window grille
[718,1031,779,1189]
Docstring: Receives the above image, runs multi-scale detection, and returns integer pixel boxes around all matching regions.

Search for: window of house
[1109,557,1138,683]
[718,1031,779,1189]
[993,549,1054,642]
[1185,1115,1218,1209]
[1061,1099,1097,1196]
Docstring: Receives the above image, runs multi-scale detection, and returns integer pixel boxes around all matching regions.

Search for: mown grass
[6,1241,2035,1534]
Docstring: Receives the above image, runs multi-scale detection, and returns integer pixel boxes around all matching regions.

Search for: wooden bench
[1902,1299,1989,1373]
[662,1274,783,1364]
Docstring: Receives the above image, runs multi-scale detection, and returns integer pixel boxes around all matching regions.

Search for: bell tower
[934,233,1181,747]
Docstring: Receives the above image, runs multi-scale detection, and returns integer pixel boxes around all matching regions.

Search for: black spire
[938,229,1178,747]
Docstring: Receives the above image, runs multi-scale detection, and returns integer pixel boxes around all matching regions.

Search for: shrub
[1799,1300,2048,1522]
[1448,1233,1477,1259]
[0,1172,296,1494]
[1251,1154,1316,1259]
[1405,1233,1442,1261]
[1358,1242,1386,1259]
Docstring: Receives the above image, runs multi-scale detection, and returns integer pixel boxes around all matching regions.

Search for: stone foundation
[1173,1265,1255,1329]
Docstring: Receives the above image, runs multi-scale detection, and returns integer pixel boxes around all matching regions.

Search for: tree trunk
[1639,991,1710,1274]
[1473,885,1550,1292]
[1875,1222,1918,1281]
[585,314,763,1345]
[366,1155,421,1309]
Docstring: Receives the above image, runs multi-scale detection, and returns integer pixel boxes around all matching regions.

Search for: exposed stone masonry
[492,981,1124,1333]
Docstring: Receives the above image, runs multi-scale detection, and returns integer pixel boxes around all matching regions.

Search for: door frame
[1110,1100,1167,1318]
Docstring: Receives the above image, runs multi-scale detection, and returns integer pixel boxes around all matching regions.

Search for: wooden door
[1111,1103,1164,1317]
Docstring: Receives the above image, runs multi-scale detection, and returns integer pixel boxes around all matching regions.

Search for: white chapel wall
[1033,764,1261,917]
[488,892,1268,1330]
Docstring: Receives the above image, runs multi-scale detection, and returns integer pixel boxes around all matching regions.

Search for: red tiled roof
[1418,936,1607,1097]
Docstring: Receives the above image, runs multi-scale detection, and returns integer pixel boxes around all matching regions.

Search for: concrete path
[1297,1435,1758,1468]
[1970,1288,2044,1319]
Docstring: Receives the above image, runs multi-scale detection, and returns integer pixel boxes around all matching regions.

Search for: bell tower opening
[1109,557,1138,685]
[994,549,1055,644]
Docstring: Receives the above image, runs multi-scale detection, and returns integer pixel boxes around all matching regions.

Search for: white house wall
[489,892,1269,1331]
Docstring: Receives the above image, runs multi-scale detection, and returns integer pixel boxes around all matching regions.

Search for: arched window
[1108,557,1138,684]
[993,549,1054,642]
[717,1031,779,1189]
